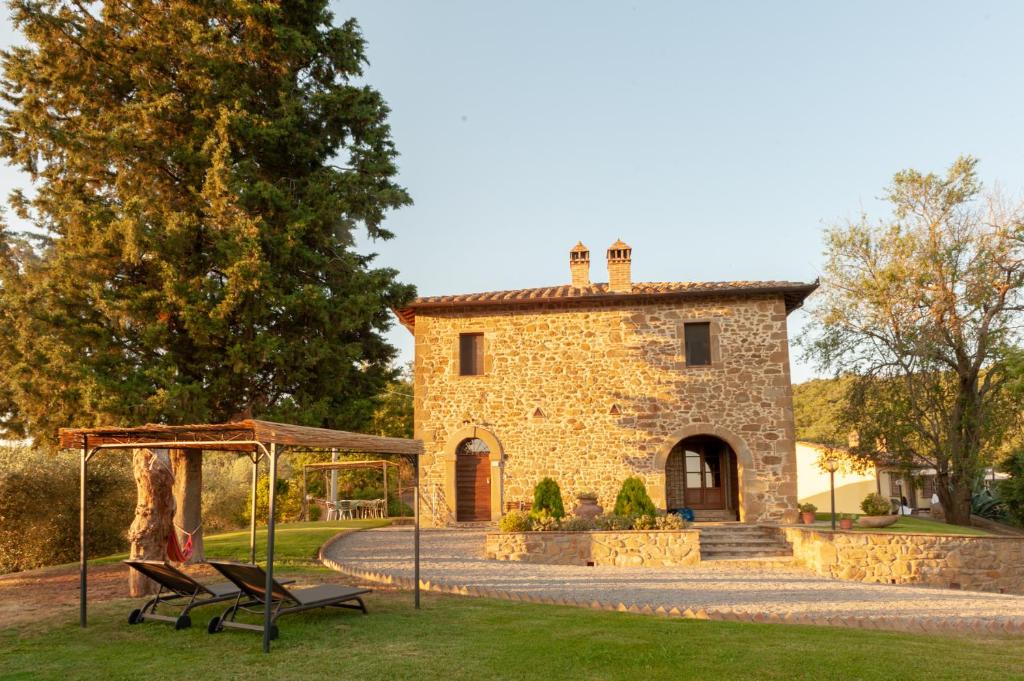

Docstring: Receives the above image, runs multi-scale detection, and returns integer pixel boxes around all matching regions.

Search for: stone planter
[858,514,898,528]
[485,530,701,567]
[573,494,603,520]
[838,518,854,530]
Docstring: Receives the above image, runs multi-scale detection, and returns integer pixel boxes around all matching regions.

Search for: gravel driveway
[324,527,1024,626]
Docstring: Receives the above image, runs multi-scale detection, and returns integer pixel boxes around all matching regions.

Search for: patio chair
[123,560,244,630]
[338,500,354,519]
[206,560,370,641]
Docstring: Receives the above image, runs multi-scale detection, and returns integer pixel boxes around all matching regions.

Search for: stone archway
[655,424,756,522]
[441,426,504,522]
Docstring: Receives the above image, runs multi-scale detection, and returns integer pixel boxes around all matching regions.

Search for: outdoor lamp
[822,457,840,531]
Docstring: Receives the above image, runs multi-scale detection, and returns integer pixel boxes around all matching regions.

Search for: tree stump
[171,448,204,564]
[128,448,175,597]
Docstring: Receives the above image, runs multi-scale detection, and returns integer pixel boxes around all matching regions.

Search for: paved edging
[318,531,1024,636]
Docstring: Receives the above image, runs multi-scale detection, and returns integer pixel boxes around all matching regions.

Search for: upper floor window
[459,333,484,376]
[684,322,711,366]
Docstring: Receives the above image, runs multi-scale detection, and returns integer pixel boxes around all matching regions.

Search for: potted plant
[838,513,855,530]
[858,493,898,528]
[798,503,817,525]
[572,491,603,520]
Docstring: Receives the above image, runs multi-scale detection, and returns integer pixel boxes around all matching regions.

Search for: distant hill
[792,376,853,445]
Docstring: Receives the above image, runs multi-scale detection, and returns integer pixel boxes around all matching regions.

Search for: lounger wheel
[174,614,191,630]
[207,616,221,634]
[128,608,143,625]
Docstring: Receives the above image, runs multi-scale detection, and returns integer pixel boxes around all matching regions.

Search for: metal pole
[79,439,88,628]
[302,465,308,521]
[263,443,278,653]
[413,454,420,610]
[330,448,338,510]
[383,461,388,518]
[830,469,837,531]
[249,453,259,564]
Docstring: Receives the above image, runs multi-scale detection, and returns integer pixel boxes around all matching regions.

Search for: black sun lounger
[206,560,370,640]
[123,560,244,629]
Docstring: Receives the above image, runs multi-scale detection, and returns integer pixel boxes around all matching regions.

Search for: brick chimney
[607,239,632,292]
[569,242,590,288]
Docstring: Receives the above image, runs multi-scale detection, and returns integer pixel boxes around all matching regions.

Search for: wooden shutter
[459,333,484,375]
[684,322,711,366]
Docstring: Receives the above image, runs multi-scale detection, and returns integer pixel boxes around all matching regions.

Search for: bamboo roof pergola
[60,420,424,653]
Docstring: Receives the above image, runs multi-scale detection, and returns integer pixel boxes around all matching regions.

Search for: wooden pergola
[300,459,406,520]
[60,420,424,653]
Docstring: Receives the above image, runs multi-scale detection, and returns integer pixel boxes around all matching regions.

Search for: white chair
[337,500,354,520]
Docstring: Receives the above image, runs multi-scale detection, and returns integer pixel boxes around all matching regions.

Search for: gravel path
[325,528,1024,623]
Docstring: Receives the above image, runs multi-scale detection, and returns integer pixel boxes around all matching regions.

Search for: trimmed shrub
[860,492,892,516]
[613,477,656,517]
[499,510,532,533]
[593,513,633,531]
[632,514,657,530]
[559,516,595,532]
[532,477,565,519]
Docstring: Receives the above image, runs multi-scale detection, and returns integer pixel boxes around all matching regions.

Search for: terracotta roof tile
[395,279,818,331]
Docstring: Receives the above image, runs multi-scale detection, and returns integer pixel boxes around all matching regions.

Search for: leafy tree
[802,157,1024,525]
[613,477,656,517]
[532,477,565,519]
[792,376,855,445]
[0,0,413,443]
[999,451,1024,527]
[371,363,413,439]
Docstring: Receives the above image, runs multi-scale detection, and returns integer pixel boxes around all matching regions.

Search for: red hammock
[166,524,199,563]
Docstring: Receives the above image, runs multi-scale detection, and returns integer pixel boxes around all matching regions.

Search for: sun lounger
[123,560,245,630]
[206,560,370,640]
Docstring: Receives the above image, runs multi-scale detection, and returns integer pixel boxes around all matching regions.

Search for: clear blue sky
[2,1,1023,383]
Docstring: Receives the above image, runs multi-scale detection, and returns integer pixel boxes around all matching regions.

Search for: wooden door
[683,442,724,510]
[456,453,491,521]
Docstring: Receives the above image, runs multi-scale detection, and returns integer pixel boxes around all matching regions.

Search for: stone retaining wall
[485,530,701,567]
[778,526,1024,594]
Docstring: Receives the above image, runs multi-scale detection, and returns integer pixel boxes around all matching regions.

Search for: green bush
[0,446,134,575]
[613,477,656,517]
[499,510,532,532]
[655,513,686,530]
[530,509,559,531]
[532,477,565,519]
[201,455,253,532]
[798,503,818,513]
[1000,451,1024,527]
[559,516,595,532]
[593,513,633,531]
[632,514,657,530]
[860,493,892,516]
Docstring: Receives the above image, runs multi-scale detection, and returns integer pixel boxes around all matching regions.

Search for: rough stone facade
[778,526,1024,594]
[485,530,701,567]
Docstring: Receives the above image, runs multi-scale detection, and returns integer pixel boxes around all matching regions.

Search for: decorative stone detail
[484,530,701,567]
[777,526,1024,595]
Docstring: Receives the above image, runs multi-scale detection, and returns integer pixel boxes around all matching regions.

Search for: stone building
[395,241,816,526]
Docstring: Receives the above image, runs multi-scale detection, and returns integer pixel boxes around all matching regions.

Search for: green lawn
[2,590,1023,681]
[811,514,990,536]
[5,520,1022,680]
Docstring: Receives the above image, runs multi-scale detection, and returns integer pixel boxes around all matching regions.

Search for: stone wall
[485,530,701,567]
[779,526,1024,594]
[413,294,798,526]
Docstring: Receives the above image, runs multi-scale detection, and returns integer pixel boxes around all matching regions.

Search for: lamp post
[823,457,840,531]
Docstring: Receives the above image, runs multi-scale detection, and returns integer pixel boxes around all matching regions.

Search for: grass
[2,590,1023,681]
[811,514,990,536]
[91,519,391,568]
[5,520,1021,680]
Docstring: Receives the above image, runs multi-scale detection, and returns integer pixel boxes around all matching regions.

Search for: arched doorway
[455,438,491,521]
[665,435,739,519]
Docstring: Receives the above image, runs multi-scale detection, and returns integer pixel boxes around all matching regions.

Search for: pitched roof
[395,279,818,331]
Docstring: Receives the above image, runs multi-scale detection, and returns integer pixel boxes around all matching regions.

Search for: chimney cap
[570,241,589,253]
[608,238,630,250]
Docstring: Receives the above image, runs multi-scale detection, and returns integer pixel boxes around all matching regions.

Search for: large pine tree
[0,0,414,442]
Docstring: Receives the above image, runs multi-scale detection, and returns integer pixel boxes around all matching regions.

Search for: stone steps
[696,524,793,561]
[699,556,797,569]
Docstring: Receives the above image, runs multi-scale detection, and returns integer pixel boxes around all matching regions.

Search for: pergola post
[413,453,420,610]
[79,437,88,628]
[301,465,308,521]
[249,452,259,564]
[382,461,388,517]
[263,442,278,653]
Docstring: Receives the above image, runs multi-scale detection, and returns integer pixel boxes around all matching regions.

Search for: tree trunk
[127,448,175,597]
[935,471,973,526]
[171,448,204,564]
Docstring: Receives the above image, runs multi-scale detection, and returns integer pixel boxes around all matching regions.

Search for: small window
[684,322,711,366]
[459,333,484,376]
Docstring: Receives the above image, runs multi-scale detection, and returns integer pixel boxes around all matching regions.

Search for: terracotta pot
[858,514,898,528]
[573,495,603,520]
[838,518,854,530]
[801,511,816,525]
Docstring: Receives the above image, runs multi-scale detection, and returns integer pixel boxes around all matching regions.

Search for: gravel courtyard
[324,527,1024,624]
